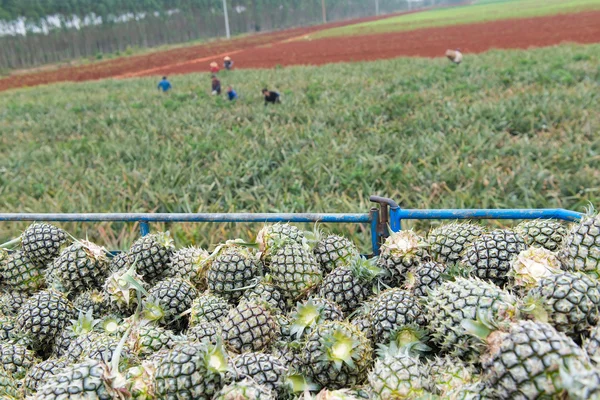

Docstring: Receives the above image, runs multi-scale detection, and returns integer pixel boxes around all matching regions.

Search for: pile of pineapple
[0,214,599,399]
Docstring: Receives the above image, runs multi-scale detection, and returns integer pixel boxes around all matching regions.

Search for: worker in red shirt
[210,62,220,74]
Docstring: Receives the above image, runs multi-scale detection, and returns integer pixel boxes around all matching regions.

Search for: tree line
[0,0,464,70]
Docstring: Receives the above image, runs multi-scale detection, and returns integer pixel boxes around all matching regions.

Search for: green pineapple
[377,230,430,286]
[21,222,70,265]
[426,356,478,396]
[189,292,231,326]
[164,246,210,289]
[516,219,568,251]
[257,223,306,261]
[315,388,369,400]
[154,341,228,399]
[317,256,382,314]
[80,333,136,368]
[428,222,484,265]
[222,300,278,353]
[446,381,490,400]
[16,289,75,350]
[49,240,110,294]
[230,352,288,396]
[526,271,600,336]
[0,316,17,343]
[187,320,222,345]
[242,277,287,314]
[0,365,21,399]
[142,277,198,328]
[0,291,29,316]
[289,297,344,339]
[24,357,68,394]
[508,247,562,293]
[129,324,178,358]
[126,361,156,400]
[268,242,323,302]
[73,289,113,316]
[0,342,40,379]
[313,233,360,273]
[425,277,518,362]
[64,331,103,361]
[1,250,45,292]
[367,351,433,400]
[206,243,260,303]
[301,321,372,389]
[564,213,600,277]
[215,379,275,400]
[584,324,600,364]
[461,229,527,286]
[109,252,131,272]
[560,363,600,400]
[127,231,175,283]
[404,261,446,298]
[53,309,98,357]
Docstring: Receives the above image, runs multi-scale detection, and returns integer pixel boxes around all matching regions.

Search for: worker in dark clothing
[224,56,234,70]
[212,75,221,95]
[157,76,172,92]
[262,88,280,105]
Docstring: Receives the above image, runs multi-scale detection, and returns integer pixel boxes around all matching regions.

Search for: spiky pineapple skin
[24,357,68,394]
[516,219,567,251]
[0,316,17,342]
[0,342,40,379]
[318,266,373,314]
[257,223,306,258]
[215,379,275,400]
[131,325,177,358]
[0,291,29,316]
[189,293,231,326]
[462,229,527,286]
[230,352,288,395]
[21,222,70,265]
[405,261,446,298]
[428,223,484,264]
[314,234,360,273]
[49,241,109,294]
[165,246,209,288]
[127,232,174,283]
[425,277,517,362]
[369,288,426,344]
[584,324,600,364]
[565,214,600,277]
[528,271,600,336]
[426,356,478,396]
[1,251,45,292]
[207,246,260,303]
[146,277,198,325]
[222,301,278,353]
[268,242,322,301]
[0,365,21,399]
[16,289,75,350]
[481,320,590,399]
[242,280,287,314]
[72,289,112,316]
[81,333,136,366]
[108,252,130,272]
[34,359,113,399]
[187,320,222,345]
[368,353,432,399]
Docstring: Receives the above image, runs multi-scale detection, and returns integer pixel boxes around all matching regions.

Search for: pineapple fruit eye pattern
[0,217,599,399]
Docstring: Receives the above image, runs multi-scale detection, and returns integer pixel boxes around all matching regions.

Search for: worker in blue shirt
[157,76,172,92]
[227,86,238,101]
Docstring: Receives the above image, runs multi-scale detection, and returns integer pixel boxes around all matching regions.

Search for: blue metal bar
[370,208,380,256]
[390,207,401,232]
[139,222,150,236]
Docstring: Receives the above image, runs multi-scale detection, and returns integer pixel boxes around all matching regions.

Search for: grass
[0,44,599,251]
[311,0,600,38]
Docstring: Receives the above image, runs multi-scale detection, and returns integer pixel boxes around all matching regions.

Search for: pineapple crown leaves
[149,231,175,250]
[202,239,258,267]
[69,309,100,336]
[439,262,472,282]
[107,260,148,306]
[319,329,361,371]
[349,256,384,283]
[519,293,550,323]
[377,325,432,359]
[286,373,321,395]
[460,307,509,342]
[102,323,134,399]
[290,299,328,339]
[201,340,229,375]
[507,247,562,291]
[381,230,430,255]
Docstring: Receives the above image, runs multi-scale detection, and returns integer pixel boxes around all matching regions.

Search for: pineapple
[367,288,427,344]
[564,213,600,277]
[302,321,372,389]
[377,230,430,286]
[0,342,40,379]
[64,331,103,361]
[80,333,136,368]
[164,246,210,289]
[560,363,600,400]
[425,277,518,362]
[428,222,484,264]
[49,240,110,294]
[53,309,98,357]
[268,242,323,302]
[21,222,70,265]
[126,361,156,400]
[154,341,228,399]
[508,247,562,293]
[129,324,179,358]
[242,277,287,314]
[0,291,29,316]
[516,219,568,251]
[103,265,146,313]
[289,297,343,339]
[404,261,446,298]
[16,289,75,350]
[257,223,306,261]
[109,252,131,272]
[206,243,261,303]
[0,316,17,343]
[230,352,288,395]
[1,250,45,292]
[426,356,478,396]
[367,349,432,399]
[315,388,368,400]
[446,381,490,400]
[187,320,222,345]
[73,289,113,316]
[0,365,21,399]
[584,324,600,364]
[24,357,68,394]
[189,292,231,326]
[461,229,527,286]
[318,256,382,314]
[142,277,198,328]
[215,379,275,400]
[313,233,360,273]
[127,231,175,283]
[526,271,600,336]
[222,300,278,353]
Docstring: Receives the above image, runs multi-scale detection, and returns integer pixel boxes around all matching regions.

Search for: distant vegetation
[0,44,598,250]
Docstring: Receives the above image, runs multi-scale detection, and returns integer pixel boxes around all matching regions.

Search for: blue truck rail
[0,196,584,255]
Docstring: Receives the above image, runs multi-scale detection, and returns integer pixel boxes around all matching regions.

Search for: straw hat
[224,56,231,61]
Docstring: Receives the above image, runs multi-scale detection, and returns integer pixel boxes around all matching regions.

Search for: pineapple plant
[16,289,75,350]
[288,297,344,339]
[206,243,261,303]
[428,222,484,264]
[0,365,21,399]
[229,352,288,395]
[142,277,198,328]
[241,277,287,314]
[564,213,600,277]
[508,247,562,293]
[20,222,70,265]
[377,230,430,286]
[313,233,360,273]
[222,300,278,353]
[516,219,568,251]
[367,349,432,399]
[48,240,110,294]
[154,341,228,399]
[24,357,68,394]
[215,379,275,400]
[268,242,323,302]
[1,250,45,292]
[301,321,372,389]
[0,342,40,379]
[189,292,231,326]
[187,320,222,345]
[461,229,527,287]
[404,261,446,298]
[127,231,175,283]
[164,246,210,289]
[526,271,600,336]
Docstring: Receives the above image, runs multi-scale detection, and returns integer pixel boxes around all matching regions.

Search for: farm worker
[210,61,220,73]
[227,86,238,101]
[212,75,222,95]
[224,56,234,70]
[446,48,463,64]
[262,88,280,105]
[157,76,172,92]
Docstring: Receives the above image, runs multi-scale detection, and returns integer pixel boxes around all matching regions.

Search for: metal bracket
[369,195,400,247]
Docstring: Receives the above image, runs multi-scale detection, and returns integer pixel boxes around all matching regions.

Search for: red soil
[1,10,599,91]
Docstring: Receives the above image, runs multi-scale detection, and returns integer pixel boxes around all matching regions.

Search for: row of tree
[0,0,465,70]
